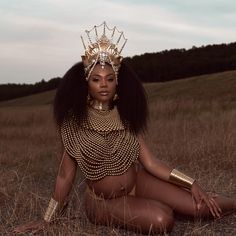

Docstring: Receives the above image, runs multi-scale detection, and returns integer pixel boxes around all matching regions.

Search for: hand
[13,220,47,234]
[191,181,222,218]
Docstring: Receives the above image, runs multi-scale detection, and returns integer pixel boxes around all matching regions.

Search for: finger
[13,227,28,234]
[208,193,220,208]
[192,191,200,205]
[31,225,43,233]
[13,224,36,234]
[203,196,221,218]
[193,194,203,211]
[210,201,221,218]
[210,197,222,213]
[196,200,203,211]
[32,228,42,234]
[209,198,222,218]
[13,226,26,233]
[191,194,199,215]
[201,196,217,218]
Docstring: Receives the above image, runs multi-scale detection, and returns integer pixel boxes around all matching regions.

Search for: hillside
[1,70,235,235]
[0,90,56,107]
[145,70,236,102]
[0,70,236,107]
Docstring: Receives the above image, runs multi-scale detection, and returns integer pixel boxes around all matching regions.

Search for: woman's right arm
[13,150,78,233]
[52,150,78,209]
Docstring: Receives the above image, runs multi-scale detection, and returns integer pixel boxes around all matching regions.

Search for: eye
[107,76,115,82]
[91,76,100,82]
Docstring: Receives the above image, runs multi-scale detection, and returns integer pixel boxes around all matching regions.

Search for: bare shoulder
[137,134,146,145]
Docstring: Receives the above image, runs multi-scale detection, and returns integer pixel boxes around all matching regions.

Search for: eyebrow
[91,73,115,77]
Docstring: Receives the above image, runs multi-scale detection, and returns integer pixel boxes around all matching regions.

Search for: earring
[87,94,92,103]
[113,93,119,101]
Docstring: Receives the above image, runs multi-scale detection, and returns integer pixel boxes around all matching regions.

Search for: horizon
[0,41,235,86]
[1,0,236,84]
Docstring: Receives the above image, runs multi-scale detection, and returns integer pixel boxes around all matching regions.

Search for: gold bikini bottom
[86,185,136,201]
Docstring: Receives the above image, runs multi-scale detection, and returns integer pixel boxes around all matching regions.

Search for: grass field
[0,71,236,235]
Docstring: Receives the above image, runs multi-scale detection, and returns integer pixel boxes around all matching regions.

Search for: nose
[100,77,107,87]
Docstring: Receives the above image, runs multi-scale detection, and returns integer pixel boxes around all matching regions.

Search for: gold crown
[81,22,127,82]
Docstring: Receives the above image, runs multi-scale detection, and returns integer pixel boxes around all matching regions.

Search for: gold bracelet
[169,169,195,189]
[43,198,59,222]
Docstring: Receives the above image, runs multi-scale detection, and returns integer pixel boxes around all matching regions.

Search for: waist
[86,164,137,199]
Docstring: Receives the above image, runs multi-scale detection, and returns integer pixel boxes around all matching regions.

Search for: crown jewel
[81,22,127,82]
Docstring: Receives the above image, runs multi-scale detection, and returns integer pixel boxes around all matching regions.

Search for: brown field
[0,72,236,235]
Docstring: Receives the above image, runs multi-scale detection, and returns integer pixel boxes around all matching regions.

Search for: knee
[152,211,174,233]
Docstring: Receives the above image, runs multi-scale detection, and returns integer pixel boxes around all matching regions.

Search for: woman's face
[88,64,116,104]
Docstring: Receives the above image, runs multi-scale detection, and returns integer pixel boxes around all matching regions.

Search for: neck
[90,100,112,111]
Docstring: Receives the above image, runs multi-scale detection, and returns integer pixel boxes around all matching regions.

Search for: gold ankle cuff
[169,169,195,189]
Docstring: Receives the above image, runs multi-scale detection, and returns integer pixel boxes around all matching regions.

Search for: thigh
[136,168,197,216]
[84,193,174,234]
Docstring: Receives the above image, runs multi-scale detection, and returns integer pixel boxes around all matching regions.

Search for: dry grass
[0,81,236,235]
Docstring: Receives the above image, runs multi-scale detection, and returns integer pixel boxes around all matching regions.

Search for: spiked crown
[81,22,127,82]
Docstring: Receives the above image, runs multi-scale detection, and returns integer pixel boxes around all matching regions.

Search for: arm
[52,150,77,208]
[44,150,77,221]
[13,150,77,233]
[138,136,222,218]
[138,136,194,189]
[138,136,172,181]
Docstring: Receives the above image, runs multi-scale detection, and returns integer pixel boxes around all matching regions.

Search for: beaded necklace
[61,106,140,180]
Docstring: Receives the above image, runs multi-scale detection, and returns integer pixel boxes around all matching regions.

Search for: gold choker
[90,101,112,111]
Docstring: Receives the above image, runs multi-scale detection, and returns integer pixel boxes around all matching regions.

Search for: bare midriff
[86,164,137,199]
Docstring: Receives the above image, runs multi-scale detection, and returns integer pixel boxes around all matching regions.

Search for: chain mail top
[60,106,140,180]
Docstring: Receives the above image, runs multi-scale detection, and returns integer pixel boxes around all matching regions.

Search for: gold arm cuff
[169,169,195,189]
[43,198,59,222]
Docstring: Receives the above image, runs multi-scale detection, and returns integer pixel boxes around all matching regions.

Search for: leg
[136,168,236,218]
[84,191,174,235]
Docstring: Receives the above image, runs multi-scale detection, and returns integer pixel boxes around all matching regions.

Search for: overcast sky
[1,0,236,84]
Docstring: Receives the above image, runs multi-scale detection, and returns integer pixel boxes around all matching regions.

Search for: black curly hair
[53,61,149,134]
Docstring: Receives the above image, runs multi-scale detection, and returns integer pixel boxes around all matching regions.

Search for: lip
[99,91,109,96]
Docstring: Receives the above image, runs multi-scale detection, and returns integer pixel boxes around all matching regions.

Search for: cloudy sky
[0,0,236,84]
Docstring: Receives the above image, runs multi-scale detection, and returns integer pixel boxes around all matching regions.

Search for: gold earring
[113,93,119,101]
[87,94,92,102]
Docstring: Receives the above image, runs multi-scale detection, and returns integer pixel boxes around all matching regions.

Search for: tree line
[124,42,236,82]
[1,42,236,102]
[0,78,60,102]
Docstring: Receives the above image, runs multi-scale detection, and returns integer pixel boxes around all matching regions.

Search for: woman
[14,22,235,235]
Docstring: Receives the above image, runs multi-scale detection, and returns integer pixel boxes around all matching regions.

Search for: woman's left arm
[138,136,172,181]
[138,136,222,218]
